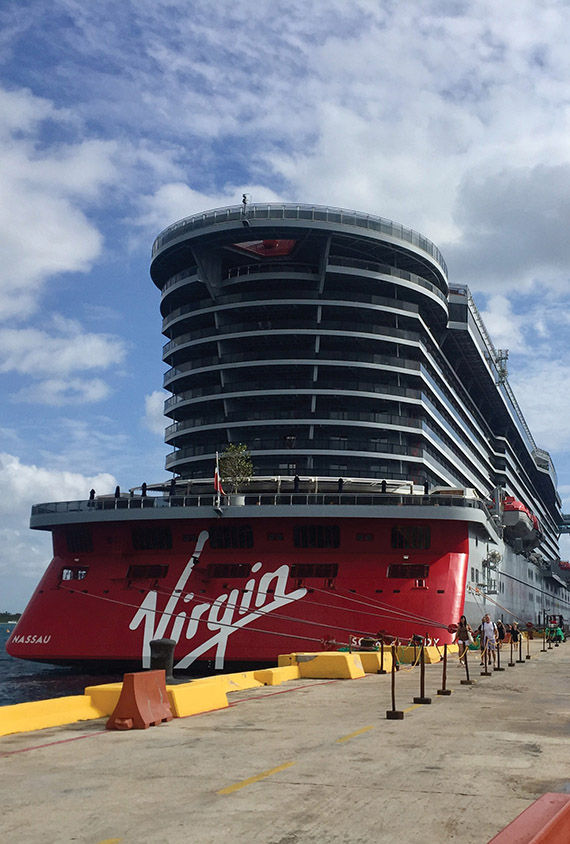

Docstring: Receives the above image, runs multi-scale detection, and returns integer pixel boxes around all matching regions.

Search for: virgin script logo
[129,530,308,669]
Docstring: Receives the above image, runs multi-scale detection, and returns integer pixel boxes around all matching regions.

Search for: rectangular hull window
[65,528,93,554]
[294,524,340,548]
[209,525,254,549]
[127,565,169,580]
[132,527,173,551]
[391,525,430,549]
[388,564,429,579]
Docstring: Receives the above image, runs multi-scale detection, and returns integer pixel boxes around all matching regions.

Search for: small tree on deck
[219,443,253,494]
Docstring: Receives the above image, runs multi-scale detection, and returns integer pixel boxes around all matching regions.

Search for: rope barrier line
[57,586,327,645]
[58,583,412,647]
[308,584,450,630]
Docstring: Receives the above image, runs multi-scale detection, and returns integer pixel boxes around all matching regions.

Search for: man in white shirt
[482,614,498,667]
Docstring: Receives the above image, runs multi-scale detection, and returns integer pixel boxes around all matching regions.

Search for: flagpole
[215,451,220,508]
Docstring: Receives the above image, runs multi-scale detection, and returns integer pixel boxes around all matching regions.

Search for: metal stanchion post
[461,647,474,685]
[526,632,531,660]
[494,640,505,671]
[386,644,404,720]
[414,641,432,704]
[541,625,547,653]
[508,638,515,667]
[437,643,452,695]
[378,640,387,675]
[481,643,491,676]
[517,634,525,664]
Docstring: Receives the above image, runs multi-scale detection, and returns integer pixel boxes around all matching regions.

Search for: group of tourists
[453,614,522,666]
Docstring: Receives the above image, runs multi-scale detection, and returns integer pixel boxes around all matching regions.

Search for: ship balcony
[162,350,422,388]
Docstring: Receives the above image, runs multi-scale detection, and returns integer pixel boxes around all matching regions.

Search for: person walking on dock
[454,615,473,664]
[482,614,498,668]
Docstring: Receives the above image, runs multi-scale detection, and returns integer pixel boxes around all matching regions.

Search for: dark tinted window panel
[132,527,172,551]
[127,565,169,580]
[290,563,339,578]
[209,525,253,549]
[387,564,430,579]
[206,563,252,578]
[294,524,340,548]
[65,528,93,554]
[391,525,431,549]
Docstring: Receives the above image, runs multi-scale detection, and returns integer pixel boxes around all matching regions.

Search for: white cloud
[12,377,111,406]
[510,360,570,454]
[0,86,117,321]
[144,390,167,435]
[0,452,116,608]
[0,316,126,377]
[136,182,284,237]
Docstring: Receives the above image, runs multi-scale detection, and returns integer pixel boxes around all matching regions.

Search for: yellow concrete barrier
[356,650,393,673]
[397,645,441,664]
[0,695,107,737]
[84,682,123,715]
[278,652,365,679]
[254,666,301,685]
[167,682,228,718]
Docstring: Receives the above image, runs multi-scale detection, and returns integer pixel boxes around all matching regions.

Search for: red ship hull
[7,514,469,670]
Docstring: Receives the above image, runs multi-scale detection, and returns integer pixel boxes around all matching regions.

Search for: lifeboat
[502,496,534,540]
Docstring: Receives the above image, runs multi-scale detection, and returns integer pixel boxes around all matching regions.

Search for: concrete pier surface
[1,640,569,844]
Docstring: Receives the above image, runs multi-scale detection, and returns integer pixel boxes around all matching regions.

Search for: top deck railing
[31,493,489,516]
[151,203,448,277]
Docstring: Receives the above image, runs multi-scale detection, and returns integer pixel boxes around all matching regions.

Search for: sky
[1,0,569,611]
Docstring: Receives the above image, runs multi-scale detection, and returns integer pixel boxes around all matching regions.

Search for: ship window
[206,563,252,578]
[209,525,253,549]
[391,525,430,550]
[132,527,172,551]
[290,563,338,578]
[127,565,169,580]
[60,567,89,581]
[294,524,340,548]
[65,528,93,554]
[388,564,429,579]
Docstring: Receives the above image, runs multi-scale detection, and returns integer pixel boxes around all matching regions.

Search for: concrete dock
[1,640,569,843]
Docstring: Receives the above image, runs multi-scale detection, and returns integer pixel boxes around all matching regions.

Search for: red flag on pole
[214,453,225,495]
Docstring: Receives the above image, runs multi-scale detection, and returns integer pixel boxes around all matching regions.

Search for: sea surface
[0,626,122,707]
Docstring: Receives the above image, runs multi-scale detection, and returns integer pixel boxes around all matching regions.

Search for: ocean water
[0,626,122,707]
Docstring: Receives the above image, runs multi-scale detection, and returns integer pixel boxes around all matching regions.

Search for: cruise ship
[7,203,570,671]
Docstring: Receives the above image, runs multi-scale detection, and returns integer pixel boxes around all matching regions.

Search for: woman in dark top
[454,614,473,664]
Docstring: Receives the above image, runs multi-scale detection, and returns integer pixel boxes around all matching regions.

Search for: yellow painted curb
[0,695,107,737]
[254,666,301,685]
[356,651,393,673]
[167,682,228,717]
[398,645,441,664]
[84,682,123,715]
[279,652,365,679]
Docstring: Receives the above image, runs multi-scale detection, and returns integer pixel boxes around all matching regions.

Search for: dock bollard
[508,638,515,667]
[437,644,451,695]
[149,638,176,683]
[461,647,474,685]
[413,639,432,704]
[494,640,505,671]
[517,634,525,664]
[386,644,404,720]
